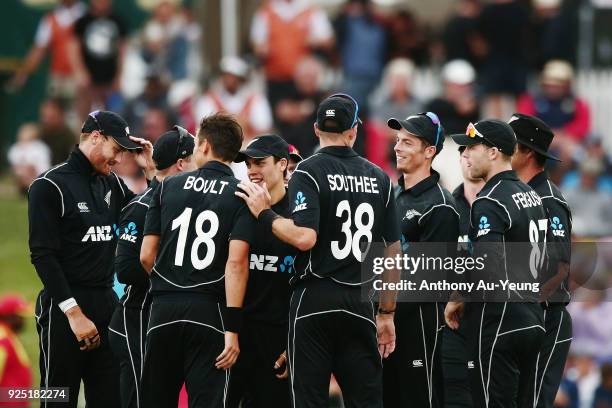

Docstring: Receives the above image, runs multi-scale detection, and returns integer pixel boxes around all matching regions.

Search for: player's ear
[313,122,321,139]
[279,157,288,173]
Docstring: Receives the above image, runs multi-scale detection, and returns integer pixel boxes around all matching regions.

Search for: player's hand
[274,350,288,379]
[216,332,240,369]
[376,313,396,359]
[444,301,465,330]
[235,181,272,218]
[129,136,156,179]
[65,306,100,351]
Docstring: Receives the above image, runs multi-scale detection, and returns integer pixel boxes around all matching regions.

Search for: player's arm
[235,179,318,251]
[540,200,572,301]
[116,204,149,286]
[141,181,163,273]
[28,179,100,351]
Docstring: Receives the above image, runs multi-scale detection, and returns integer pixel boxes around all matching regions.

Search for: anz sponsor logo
[249,254,295,273]
[293,191,307,213]
[551,216,565,237]
[119,222,138,243]
[476,215,491,237]
[82,225,115,242]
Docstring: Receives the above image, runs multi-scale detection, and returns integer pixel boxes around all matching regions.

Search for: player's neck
[401,166,431,190]
[484,162,513,183]
[268,180,286,206]
[515,163,543,184]
[464,180,484,205]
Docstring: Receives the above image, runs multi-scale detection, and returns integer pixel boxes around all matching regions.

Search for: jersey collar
[69,145,97,177]
[527,171,548,190]
[200,160,234,176]
[397,169,440,196]
[318,146,359,158]
[479,170,519,196]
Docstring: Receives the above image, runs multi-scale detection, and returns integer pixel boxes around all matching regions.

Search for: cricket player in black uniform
[444,146,484,408]
[108,126,196,408]
[509,113,572,408]
[227,135,295,408]
[28,110,155,407]
[236,94,400,408]
[384,113,460,408]
[446,119,548,408]
[140,113,256,408]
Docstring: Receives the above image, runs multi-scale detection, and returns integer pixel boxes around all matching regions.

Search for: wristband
[223,306,243,333]
[59,297,78,314]
[258,209,280,231]
[377,308,395,315]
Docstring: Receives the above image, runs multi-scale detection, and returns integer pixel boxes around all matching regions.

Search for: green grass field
[0,181,42,387]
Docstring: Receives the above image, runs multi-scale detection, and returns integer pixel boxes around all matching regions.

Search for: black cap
[316,93,361,133]
[451,119,517,156]
[288,144,303,163]
[81,110,141,150]
[152,126,195,170]
[508,113,560,161]
[387,112,445,154]
[234,134,289,163]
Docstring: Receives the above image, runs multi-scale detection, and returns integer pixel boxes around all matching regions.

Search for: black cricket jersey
[469,170,548,302]
[288,146,400,286]
[28,147,135,303]
[243,191,295,325]
[114,178,159,308]
[452,183,472,243]
[395,170,460,248]
[143,161,256,300]
[528,171,572,304]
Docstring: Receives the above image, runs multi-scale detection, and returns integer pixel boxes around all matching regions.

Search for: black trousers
[465,302,545,408]
[442,325,472,408]
[34,288,120,408]
[141,296,227,408]
[522,304,572,408]
[382,302,444,408]
[288,279,382,408]
[226,320,290,408]
[108,291,151,408]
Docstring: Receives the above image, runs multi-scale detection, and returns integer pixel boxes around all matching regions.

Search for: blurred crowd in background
[2,0,612,407]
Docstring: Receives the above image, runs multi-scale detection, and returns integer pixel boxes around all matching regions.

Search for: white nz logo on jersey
[249,254,279,272]
[403,209,421,220]
[78,202,89,213]
[82,226,114,242]
[104,191,112,207]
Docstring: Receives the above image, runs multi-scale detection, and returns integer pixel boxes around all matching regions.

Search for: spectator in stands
[194,56,272,144]
[554,376,580,408]
[250,0,334,110]
[517,60,591,162]
[568,290,612,359]
[121,70,174,136]
[0,295,33,401]
[9,0,85,98]
[70,0,128,121]
[441,0,482,67]
[275,56,327,156]
[7,123,51,195]
[561,134,612,193]
[385,9,430,65]
[593,363,612,408]
[425,59,480,135]
[38,98,76,165]
[334,0,387,111]
[140,0,201,83]
[564,156,612,238]
[140,107,173,143]
[477,0,530,118]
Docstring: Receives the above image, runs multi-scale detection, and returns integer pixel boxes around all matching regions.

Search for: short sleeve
[382,178,400,244]
[144,181,162,236]
[229,201,257,244]
[34,16,51,47]
[545,198,572,263]
[470,198,509,242]
[287,167,320,233]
